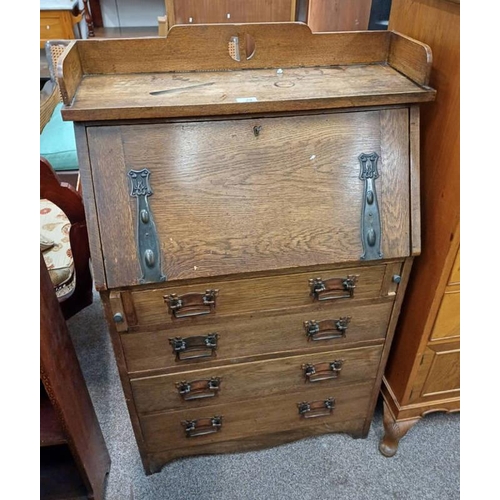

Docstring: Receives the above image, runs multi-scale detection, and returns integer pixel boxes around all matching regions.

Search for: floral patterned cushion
[40,234,55,252]
[40,199,75,298]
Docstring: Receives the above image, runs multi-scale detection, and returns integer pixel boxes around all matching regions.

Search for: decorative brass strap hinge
[359,152,383,260]
[128,169,166,284]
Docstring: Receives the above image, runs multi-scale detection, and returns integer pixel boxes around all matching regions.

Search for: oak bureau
[57,24,436,474]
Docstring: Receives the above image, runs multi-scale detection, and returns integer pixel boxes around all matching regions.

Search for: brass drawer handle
[302,360,344,383]
[309,275,358,301]
[169,333,219,361]
[164,289,219,318]
[304,317,351,341]
[182,416,223,438]
[176,377,222,401]
[297,398,335,419]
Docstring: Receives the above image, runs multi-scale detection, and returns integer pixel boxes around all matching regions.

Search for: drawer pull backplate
[182,416,223,437]
[165,290,219,318]
[297,398,335,419]
[169,333,219,361]
[302,360,344,382]
[304,317,351,341]
[309,276,358,301]
[176,377,222,400]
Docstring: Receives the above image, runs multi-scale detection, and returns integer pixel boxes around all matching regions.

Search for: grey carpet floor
[67,293,460,500]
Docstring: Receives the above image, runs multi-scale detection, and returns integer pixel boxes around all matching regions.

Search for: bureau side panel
[73,123,107,290]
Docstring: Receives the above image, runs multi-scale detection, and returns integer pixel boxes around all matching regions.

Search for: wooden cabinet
[379,0,460,457]
[163,0,296,30]
[302,0,373,32]
[57,23,435,473]
[40,1,80,48]
[40,254,110,499]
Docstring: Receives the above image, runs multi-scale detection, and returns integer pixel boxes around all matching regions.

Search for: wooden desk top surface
[57,23,436,121]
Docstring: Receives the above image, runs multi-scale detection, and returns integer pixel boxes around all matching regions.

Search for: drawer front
[122,300,393,373]
[87,109,410,288]
[131,345,383,413]
[126,264,389,328]
[140,382,373,453]
[40,12,73,42]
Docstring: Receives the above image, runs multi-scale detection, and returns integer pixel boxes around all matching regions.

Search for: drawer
[113,263,394,329]
[140,381,373,453]
[121,300,392,373]
[131,344,383,414]
[40,11,74,44]
[87,109,410,288]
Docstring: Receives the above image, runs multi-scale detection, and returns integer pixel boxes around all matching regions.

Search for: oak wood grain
[56,25,435,114]
[128,263,387,327]
[381,261,404,297]
[73,123,107,290]
[65,24,390,76]
[60,19,431,472]
[86,126,141,288]
[56,41,82,106]
[140,381,372,453]
[409,105,421,255]
[87,110,410,286]
[56,24,433,78]
[120,300,392,374]
[62,65,433,122]
[362,256,414,436]
[379,108,410,260]
[131,345,382,414]
[109,291,128,332]
[99,293,152,474]
[121,290,138,327]
[147,418,365,472]
[388,31,432,87]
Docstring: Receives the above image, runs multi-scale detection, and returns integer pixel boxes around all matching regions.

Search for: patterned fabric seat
[40,199,75,299]
[40,157,92,319]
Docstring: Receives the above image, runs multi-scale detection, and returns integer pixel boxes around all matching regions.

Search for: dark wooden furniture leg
[40,253,110,499]
[82,0,95,37]
[379,401,420,457]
